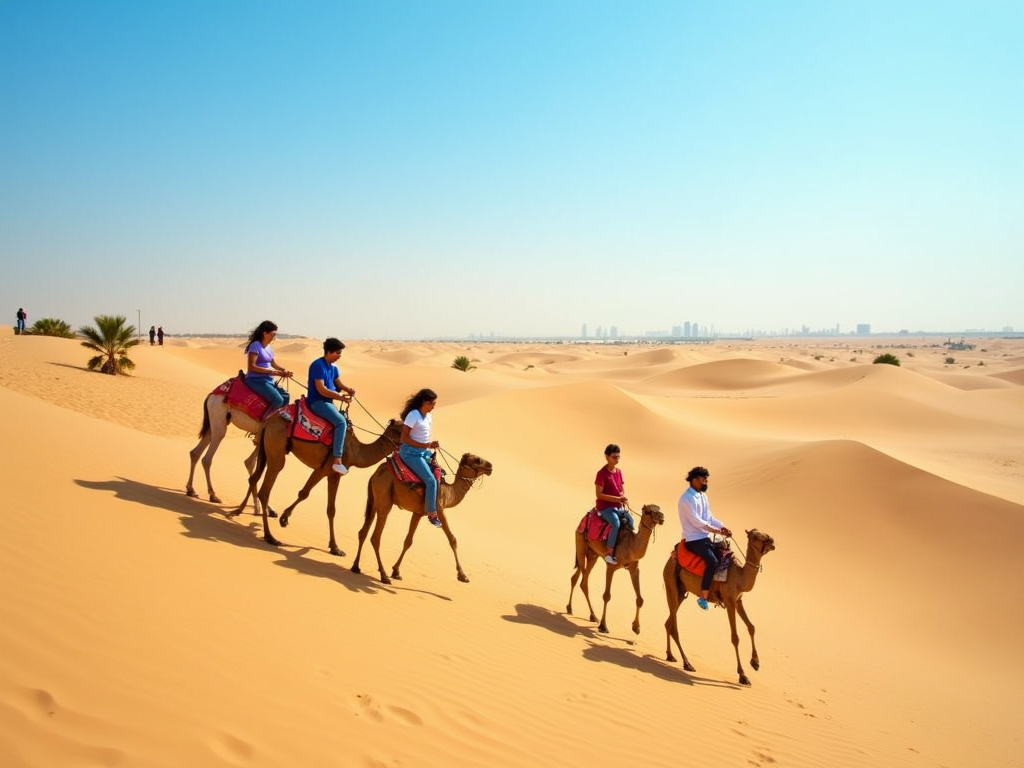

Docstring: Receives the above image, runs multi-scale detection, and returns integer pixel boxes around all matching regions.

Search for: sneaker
[332,462,348,475]
[604,554,617,565]
[427,514,443,528]
[696,597,709,611]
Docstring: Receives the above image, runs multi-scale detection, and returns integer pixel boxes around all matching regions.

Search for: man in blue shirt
[306,338,356,474]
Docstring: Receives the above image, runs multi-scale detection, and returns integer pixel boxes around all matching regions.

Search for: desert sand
[1,328,1022,768]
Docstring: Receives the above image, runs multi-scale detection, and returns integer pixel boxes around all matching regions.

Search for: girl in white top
[398,388,442,527]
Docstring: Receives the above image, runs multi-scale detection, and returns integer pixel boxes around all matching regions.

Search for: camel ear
[746,528,752,536]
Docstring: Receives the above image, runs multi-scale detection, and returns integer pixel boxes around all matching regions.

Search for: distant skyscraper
[581,323,587,339]
[856,323,871,336]
[684,321,691,337]
[610,325,618,338]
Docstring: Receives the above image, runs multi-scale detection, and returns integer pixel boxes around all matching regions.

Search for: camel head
[641,504,665,526]
[745,528,776,555]
[457,453,494,479]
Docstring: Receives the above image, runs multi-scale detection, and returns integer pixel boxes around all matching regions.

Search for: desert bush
[945,356,955,364]
[79,314,139,375]
[28,317,77,338]
[451,355,476,372]
[872,353,900,366]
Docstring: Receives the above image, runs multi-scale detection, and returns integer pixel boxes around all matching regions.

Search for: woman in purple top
[306,337,356,474]
[243,320,293,418]
[595,443,629,565]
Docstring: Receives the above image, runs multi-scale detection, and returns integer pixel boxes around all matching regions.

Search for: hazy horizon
[2,1,1021,340]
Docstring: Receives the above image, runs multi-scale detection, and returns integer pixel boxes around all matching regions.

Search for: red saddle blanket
[676,541,733,578]
[386,452,442,486]
[210,375,268,422]
[287,397,333,446]
[576,509,611,542]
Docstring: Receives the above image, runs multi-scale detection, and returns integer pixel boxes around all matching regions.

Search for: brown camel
[239,411,403,556]
[186,389,267,504]
[662,528,776,686]
[566,504,665,635]
[351,452,493,584]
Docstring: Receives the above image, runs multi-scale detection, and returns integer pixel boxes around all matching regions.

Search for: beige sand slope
[1,331,1022,768]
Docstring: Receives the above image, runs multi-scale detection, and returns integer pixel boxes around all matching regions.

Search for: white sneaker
[332,462,348,475]
[605,554,617,565]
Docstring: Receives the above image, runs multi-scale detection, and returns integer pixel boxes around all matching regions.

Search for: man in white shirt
[678,466,732,610]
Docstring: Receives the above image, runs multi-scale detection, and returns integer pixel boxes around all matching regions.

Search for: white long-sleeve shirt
[678,486,725,542]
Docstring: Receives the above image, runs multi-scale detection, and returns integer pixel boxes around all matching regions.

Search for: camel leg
[186,432,211,499]
[432,512,468,582]
[280,468,325,528]
[324,474,345,557]
[664,569,696,671]
[597,562,618,634]
[578,553,599,623]
[627,564,644,636]
[736,596,759,672]
[725,601,751,686]
[368,508,392,584]
[254,451,286,546]
[390,513,424,581]
[193,414,227,504]
[351,476,379,576]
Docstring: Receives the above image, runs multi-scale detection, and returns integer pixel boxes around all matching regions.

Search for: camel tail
[249,422,269,486]
[198,398,211,439]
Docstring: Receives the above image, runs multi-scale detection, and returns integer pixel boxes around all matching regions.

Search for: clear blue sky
[2,0,1021,338]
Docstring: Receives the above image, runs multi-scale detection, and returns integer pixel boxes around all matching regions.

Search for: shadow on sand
[74,475,452,600]
[501,602,737,688]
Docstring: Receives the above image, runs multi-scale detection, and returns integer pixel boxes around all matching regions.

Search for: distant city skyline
[2,3,1021,340]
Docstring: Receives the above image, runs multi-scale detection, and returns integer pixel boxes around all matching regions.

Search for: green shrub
[29,317,77,338]
[945,356,955,364]
[872,353,901,366]
[451,355,476,372]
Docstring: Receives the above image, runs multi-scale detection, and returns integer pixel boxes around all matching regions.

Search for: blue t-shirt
[306,357,340,406]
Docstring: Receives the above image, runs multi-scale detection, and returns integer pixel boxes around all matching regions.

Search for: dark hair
[401,388,438,419]
[244,320,278,348]
[686,466,709,482]
[323,337,345,354]
[604,443,620,456]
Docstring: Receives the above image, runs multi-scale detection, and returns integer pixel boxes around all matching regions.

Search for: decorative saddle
[210,374,269,422]
[674,540,733,581]
[386,451,443,489]
[575,508,631,542]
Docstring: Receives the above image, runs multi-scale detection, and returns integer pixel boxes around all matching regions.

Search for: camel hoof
[351,564,361,575]
[186,488,198,498]
[598,623,608,634]
[329,546,345,557]
[279,512,291,528]
[751,658,760,671]
[264,533,281,547]
[739,675,751,686]
[666,652,676,663]
[684,662,696,672]
[380,575,392,585]
[268,508,278,519]
[210,494,222,504]
[588,613,597,623]
[458,573,470,583]
[226,508,242,518]
[390,569,402,580]
[631,622,640,635]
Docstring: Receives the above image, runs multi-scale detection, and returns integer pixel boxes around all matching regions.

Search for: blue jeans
[684,537,719,592]
[309,400,348,460]
[246,377,287,415]
[599,506,627,549]
[399,445,438,514]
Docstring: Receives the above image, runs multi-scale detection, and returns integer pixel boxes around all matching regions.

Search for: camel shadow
[73,476,397,596]
[502,603,736,688]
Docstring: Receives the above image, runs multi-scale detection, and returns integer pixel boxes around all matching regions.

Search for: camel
[351,452,493,584]
[186,387,277,504]
[240,411,403,556]
[662,528,776,686]
[566,504,665,635]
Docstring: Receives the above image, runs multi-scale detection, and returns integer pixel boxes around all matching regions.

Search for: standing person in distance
[678,466,732,611]
[399,388,442,528]
[306,337,356,474]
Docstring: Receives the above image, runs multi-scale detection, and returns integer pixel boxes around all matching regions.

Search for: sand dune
[2,331,1022,768]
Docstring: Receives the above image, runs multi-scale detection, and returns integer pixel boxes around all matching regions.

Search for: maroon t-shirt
[594,466,624,511]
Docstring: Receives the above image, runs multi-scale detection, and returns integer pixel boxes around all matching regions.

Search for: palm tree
[29,317,77,339]
[451,355,476,372]
[78,315,139,375]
